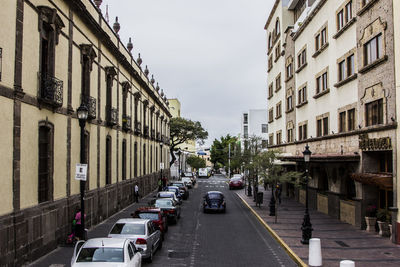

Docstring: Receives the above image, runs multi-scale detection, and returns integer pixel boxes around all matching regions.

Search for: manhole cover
[168,250,191,259]
[335,240,350,247]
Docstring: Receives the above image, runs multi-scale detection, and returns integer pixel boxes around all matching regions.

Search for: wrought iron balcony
[122,115,132,132]
[81,94,97,120]
[134,121,141,135]
[106,106,118,126]
[143,126,149,138]
[38,72,63,107]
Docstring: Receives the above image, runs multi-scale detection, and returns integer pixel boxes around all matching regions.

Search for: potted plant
[376,209,391,237]
[365,205,377,232]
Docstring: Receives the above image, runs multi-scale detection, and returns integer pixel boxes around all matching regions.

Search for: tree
[255,149,303,223]
[169,117,208,167]
[186,155,206,170]
[210,135,238,175]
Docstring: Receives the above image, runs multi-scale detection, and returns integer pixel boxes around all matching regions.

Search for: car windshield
[76,247,124,262]
[207,193,222,200]
[137,213,159,220]
[158,192,174,198]
[184,173,193,177]
[231,177,241,181]
[155,199,173,208]
[110,223,145,235]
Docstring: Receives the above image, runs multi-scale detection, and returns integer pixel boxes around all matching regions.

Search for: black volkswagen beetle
[203,191,226,213]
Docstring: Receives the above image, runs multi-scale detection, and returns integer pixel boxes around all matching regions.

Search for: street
[30,175,297,267]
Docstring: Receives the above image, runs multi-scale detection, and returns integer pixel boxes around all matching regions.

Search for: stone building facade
[265,0,399,243]
[0,0,171,265]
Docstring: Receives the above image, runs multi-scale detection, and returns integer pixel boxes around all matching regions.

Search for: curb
[236,193,307,267]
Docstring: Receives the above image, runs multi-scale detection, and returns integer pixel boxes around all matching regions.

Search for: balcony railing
[38,72,63,107]
[106,106,118,126]
[81,94,96,120]
[134,121,141,135]
[122,115,131,132]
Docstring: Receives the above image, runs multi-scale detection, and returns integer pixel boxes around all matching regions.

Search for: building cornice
[264,0,281,30]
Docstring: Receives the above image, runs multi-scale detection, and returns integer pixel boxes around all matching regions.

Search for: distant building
[241,109,268,148]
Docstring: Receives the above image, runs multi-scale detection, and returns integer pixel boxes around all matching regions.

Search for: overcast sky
[101,0,274,147]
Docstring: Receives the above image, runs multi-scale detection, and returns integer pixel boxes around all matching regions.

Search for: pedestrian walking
[276,183,282,204]
[134,183,139,203]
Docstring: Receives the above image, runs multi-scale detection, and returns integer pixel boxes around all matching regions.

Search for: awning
[350,172,393,190]
[279,153,360,163]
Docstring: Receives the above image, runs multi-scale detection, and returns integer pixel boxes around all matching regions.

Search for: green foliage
[376,209,391,222]
[210,134,238,174]
[169,117,208,166]
[186,155,206,169]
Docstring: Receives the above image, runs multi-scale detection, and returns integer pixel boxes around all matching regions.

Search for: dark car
[169,181,189,200]
[132,207,168,239]
[229,176,244,190]
[203,191,226,213]
[154,198,181,224]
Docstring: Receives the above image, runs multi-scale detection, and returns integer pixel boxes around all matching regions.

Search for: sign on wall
[359,134,392,151]
[75,163,88,181]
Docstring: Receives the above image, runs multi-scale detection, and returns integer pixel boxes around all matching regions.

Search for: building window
[268,83,273,98]
[348,108,355,130]
[80,45,96,98]
[287,128,293,143]
[243,113,248,124]
[150,145,153,172]
[244,125,249,138]
[268,55,273,71]
[106,136,112,184]
[316,71,328,94]
[122,139,127,180]
[364,34,382,66]
[275,74,281,91]
[338,60,346,81]
[275,42,281,61]
[339,111,346,132]
[315,27,327,52]
[323,117,329,136]
[337,10,344,31]
[269,134,274,146]
[38,124,53,203]
[287,95,293,111]
[347,54,355,76]
[286,62,293,79]
[276,102,282,119]
[268,34,272,50]
[321,28,327,46]
[143,144,146,175]
[316,115,329,137]
[299,124,307,141]
[345,1,353,22]
[297,48,307,69]
[261,124,268,133]
[294,0,307,21]
[298,86,307,105]
[134,142,138,177]
[366,99,383,126]
[268,108,274,123]
[317,119,322,137]
[275,19,280,36]
[315,33,320,51]
[276,132,282,145]
[0,48,2,81]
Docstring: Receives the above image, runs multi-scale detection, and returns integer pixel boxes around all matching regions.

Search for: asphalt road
[148,175,297,267]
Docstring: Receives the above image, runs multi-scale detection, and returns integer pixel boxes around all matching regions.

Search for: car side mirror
[135,247,144,253]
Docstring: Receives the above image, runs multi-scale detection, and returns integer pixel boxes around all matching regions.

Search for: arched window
[38,121,54,203]
[122,139,127,180]
[134,142,138,177]
[275,19,280,36]
[143,144,146,175]
[268,33,272,49]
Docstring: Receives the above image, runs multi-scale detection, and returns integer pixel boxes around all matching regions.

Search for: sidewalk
[28,191,157,267]
[237,187,400,267]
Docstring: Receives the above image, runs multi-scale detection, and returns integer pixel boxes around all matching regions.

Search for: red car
[132,207,168,239]
[229,176,244,190]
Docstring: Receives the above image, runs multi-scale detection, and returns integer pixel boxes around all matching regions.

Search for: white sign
[75,164,88,181]
[160,162,165,170]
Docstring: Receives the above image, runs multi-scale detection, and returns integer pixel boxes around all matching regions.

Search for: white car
[181,177,193,188]
[71,237,142,267]
[108,218,162,263]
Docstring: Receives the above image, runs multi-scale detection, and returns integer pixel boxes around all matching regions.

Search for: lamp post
[177,149,182,180]
[301,144,313,244]
[77,104,88,240]
[247,161,252,196]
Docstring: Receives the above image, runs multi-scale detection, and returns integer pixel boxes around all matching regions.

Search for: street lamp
[177,149,182,180]
[77,104,88,240]
[301,144,313,244]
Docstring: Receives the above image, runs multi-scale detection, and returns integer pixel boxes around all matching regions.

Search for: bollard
[308,238,322,266]
[340,260,355,267]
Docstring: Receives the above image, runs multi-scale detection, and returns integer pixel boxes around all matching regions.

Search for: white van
[198,168,208,178]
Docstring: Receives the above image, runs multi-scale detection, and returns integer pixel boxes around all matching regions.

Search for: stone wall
[0,170,165,266]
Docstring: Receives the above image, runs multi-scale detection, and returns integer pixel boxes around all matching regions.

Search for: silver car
[181,177,193,188]
[108,218,162,263]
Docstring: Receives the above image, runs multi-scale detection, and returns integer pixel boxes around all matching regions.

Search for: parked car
[156,191,182,205]
[181,177,193,188]
[154,198,181,224]
[108,218,162,262]
[203,191,226,213]
[229,177,244,190]
[183,172,196,185]
[165,185,184,201]
[71,237,142,267]
[132,207,168,239]
[169,181,189,199]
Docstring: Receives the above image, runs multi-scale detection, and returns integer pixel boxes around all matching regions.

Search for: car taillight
[136,238,147,245]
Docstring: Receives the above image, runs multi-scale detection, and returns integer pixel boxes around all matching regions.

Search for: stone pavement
[237,187,400,267]
[28,190,158,267]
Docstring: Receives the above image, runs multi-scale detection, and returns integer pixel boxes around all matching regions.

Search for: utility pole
[228,143,231,178]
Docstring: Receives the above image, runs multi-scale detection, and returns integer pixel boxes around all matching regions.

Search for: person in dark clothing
[276,183,282,204]
[134,183,139,203]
